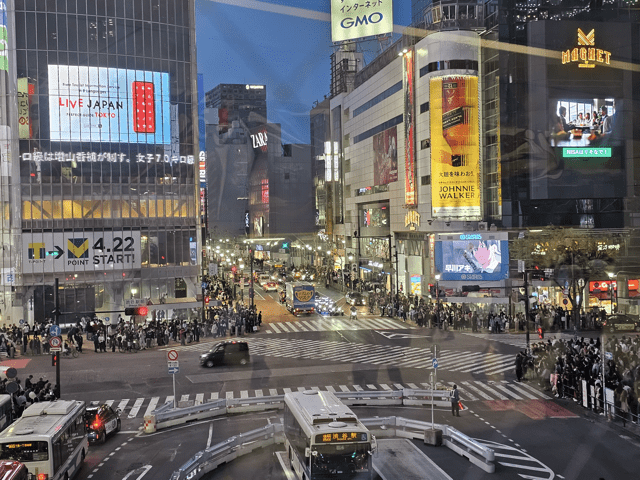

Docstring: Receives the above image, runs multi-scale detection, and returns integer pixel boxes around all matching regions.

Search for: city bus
[0,395,14,433]
[283,390,376,480]
[0,400,88,480]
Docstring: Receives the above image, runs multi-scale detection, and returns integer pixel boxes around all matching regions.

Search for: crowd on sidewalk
[523,334,640,425]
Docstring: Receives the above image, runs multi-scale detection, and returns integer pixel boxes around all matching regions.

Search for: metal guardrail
[146,389,452,433]
[169,415,495,479]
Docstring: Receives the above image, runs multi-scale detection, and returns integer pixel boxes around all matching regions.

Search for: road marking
[128,398,144,418]
[270,323,283,333]
[122,465,152,480]
[406,383,419,389]
[326,385,336,392]
[269,389,278,396]
[240,390,249,398]
[105,400,114,408]
[500,382,538,400]
[117,399,130,412]
[461,381,493,400]
[144,397,159,417]
[380,384,392,391]
[210,392,219,401]
[226,392,234,399]
[206,423,213,449]
[254,389,263,397]
[165,396,174,406]
[180,395,189,402]
[195,393,204,405]
[366,384,377,390]
[283,388,292,394]
[339,385,350,392]
[473,381,509,400]
[354,385,363,391]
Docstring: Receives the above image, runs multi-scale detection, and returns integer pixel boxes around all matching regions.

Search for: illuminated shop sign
[251,128,268,152]
[404,210,420,230]
[18,78,35,139]
[48,65,170,143]
[23,231,142,274]
[430,76,481,219]
[331,0,393,42]
[245,85,264,90]
[403,49,417,206]
[20,151,195,164]
[563,148,611,158]
[561,29,611,68]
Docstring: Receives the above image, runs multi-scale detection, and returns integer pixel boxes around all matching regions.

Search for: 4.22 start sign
[23,231,142,274]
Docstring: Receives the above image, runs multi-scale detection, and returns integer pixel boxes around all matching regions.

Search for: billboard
[23,231,142,274]
[403,49,417,206]
[435,233,509,281]
[430,76,481,219]
[331,0,393,43]
[372,126,398,185]
[18,78,34,139]
[0,0,7,71]
[48,65,170,144]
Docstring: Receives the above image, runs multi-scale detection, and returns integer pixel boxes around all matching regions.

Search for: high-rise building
[205,83,267,130]
[0,0,201,324]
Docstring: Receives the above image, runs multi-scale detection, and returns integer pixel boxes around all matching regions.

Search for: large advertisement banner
[430,76,481,219]
[48,65,170,144]
[403,49,417,206]
[435,233,509,282]
[331,0,393,43]
[23,231,142,274]
[373,126,398,185]
[0,1,7,71]
[18,78,34,139]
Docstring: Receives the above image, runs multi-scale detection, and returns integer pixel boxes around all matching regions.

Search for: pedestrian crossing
[165,337,518,375]
[462,332,577,350]
[91,380,550,418]
[262,317,416,334]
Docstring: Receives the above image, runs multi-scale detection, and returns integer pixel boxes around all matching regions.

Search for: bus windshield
[311,443,370,476]
[0,442,49,462]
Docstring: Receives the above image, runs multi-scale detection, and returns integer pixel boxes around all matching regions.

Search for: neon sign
[561,29,611,69]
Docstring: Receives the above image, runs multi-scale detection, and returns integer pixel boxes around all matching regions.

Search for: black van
[200,341,250,367]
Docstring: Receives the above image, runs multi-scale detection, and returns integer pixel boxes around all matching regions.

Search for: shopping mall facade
[321,1,640,315]
[0,0,201,324]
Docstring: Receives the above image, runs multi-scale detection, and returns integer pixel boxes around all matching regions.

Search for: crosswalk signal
[124,306,149,316]
[51,352,59,366]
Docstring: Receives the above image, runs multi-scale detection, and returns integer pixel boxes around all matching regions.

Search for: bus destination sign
[316,432,367,443]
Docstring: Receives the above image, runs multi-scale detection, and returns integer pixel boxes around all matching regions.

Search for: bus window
[0,442,49,463]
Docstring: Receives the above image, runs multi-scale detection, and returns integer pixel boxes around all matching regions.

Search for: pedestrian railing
[169,416,495,480]
[145,388,455,433]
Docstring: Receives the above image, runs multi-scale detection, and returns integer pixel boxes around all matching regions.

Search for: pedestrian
[451,385,460,417]
[515,352,523,382]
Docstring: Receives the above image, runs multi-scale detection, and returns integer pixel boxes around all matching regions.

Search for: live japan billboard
[23,231,141,274]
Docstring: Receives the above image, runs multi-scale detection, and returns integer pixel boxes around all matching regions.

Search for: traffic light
[537,326,544,339]
[124,306,149,316]
[51,352,59,366]
[205,296,210,305]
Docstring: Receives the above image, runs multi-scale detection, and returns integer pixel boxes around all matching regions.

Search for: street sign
[168,361,179,368]
[49,325,61,337]
[432,358,438,369]
[49,337,62,348]
[167,350,178,361]
[168,367,180,375]
[19,319,24,325]
[605,351,613,360]
[50,347,62,352]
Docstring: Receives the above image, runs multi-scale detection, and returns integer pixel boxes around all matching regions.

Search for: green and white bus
[0,400,88,480]
[283,390,375,480]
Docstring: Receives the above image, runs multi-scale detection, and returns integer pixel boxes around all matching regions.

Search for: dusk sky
[195,0,411,144]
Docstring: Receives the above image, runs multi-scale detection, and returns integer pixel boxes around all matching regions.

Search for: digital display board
[372,126,398,185]
[435,233,509,281]
[430,76,481,219]
[48,65,170,144]
[316,432,367,443]
[403,49,416,205]
[331,0,393,43]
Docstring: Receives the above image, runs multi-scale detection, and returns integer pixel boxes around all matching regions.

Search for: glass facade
[5,0,199,322]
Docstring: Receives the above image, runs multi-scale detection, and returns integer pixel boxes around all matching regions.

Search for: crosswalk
[165,337,517,375]
[462,332,577,350]
[91,380,550,419]
[475,438,555,480]
[261,317,415,334]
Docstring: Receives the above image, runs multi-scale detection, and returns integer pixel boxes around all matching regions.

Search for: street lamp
[607,272,616,314]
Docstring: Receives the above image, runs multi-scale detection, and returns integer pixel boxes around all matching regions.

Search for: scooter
[350,307,357,321]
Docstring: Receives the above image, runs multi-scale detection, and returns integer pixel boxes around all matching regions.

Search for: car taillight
[92,419,102,429]
[37,474,48,480]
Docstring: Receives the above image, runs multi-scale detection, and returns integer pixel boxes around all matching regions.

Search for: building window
[421,175,430,186]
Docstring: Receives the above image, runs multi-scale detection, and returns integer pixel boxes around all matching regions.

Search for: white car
[263,281,278,292]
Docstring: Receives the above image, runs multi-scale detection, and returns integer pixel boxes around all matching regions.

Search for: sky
[195,0,411,144]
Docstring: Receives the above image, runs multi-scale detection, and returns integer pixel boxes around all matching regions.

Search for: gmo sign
[340,13,384,29]
[331,0,393,42]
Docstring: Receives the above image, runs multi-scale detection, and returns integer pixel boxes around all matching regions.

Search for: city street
[4,290,638,479]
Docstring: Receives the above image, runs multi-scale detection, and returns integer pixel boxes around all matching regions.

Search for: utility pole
[53,278,61,397]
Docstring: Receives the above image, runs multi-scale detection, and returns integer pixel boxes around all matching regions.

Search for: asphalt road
[4,289,639,480]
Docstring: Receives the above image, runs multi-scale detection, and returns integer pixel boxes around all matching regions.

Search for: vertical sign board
[330,0,393,43]
[430,76,481,219]
[403,49,417,206]
[0,1,7,72]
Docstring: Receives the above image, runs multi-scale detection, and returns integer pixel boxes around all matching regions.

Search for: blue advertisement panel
[435,234,509,281]
[48,65,170,144]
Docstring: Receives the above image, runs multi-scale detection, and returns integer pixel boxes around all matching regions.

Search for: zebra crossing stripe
[165,396,174,405]
[283,388,292,394]
[512,381,549,398]
[128,398,144,418]
[461,381,494,400]
[490,382,523,400]
[195,394,205,405]
[297,386,306,392]
[211,393,219,401]
[366,384,377,390]
[144,397,160,417]
[499,383,536,400]
[299,320,317,331]
[339,385,350,392]
[117,399,129,412]
[105,400,114,408]
[180,394,189,402]
[473,381,509,400]
[380,384,392,391]
[406,383,419,389]
[254,390,263,398]
[225,392,234,399]
[240,391,249,399]
[326,386,336,392]
[446,381,479,402]
[354,385,363,391]
[269,389,278,396]
[270,323,284,334]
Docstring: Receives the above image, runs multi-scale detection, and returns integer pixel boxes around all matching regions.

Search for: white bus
[0,395,14,433]
[283,391,375,480]
[0,400,88,480]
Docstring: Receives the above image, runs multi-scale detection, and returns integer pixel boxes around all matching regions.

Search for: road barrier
[169,415,495,479]
[147,388,456,434]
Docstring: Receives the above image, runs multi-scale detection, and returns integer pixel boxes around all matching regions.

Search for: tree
[511,226,623,324]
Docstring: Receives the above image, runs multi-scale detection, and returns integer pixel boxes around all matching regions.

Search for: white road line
[380,384,392,391]
[514,381,549,398]
[393,384,404,390]
[117,399,130,412]
[270,323,283,333]
[210,392,219,401]
[491,383,523,400]
[240,391,249,399]
[269,389,278,396]
[105,400,114,408]
[255,389,264,397]
[354,385,363,391]
[311,386,320,391]
[180,395,189,402]
[283,388,292,394]
[446,382,479,402]
[128,398,144,418]
[326,386,336,392]
[297,386,306,392]
[339,385,350,392]
[406,383,419,389]
[225,392,234,399]
[500,382,538,400]
[144,397,160,417]
[461,381,493,400]
[165,396,174,406]
[366,384,377,390]
[473,381,509,400]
